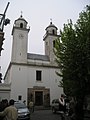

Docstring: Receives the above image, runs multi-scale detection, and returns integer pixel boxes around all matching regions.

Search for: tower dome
[12,14,30,35]
[14,15,28,29]
[43,21,58,41]
[46,21,57,30]
[45,21,58,35]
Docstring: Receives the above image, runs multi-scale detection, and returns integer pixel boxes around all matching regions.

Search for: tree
[54,5,90,120]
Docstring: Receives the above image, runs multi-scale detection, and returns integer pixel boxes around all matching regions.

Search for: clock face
[19,33,24,39]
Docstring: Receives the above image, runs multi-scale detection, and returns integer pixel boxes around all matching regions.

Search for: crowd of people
[0,95,84,120]
[0,99,18,120]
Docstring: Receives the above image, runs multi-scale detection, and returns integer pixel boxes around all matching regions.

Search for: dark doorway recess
[35,91,43,106]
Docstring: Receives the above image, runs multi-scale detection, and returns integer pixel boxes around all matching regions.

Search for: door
[35,91,43,106]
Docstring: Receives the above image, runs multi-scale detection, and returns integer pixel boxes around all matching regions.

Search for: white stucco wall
[0,83,11,101]
[27,66,63,102]
[9,63,63,104]
[11,29,28,63]
[10,64,28,102]
[0,91,10,101]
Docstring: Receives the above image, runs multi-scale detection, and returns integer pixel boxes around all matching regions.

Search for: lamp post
[0,2,10,82]
[0,2,10,31]
[0,2,10,53]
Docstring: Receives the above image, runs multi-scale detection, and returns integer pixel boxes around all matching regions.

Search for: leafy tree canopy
[54,5,90,99]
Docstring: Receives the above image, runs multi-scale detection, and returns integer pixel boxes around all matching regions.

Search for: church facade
[4,15,63,106]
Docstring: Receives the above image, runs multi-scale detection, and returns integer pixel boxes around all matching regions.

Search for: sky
[0,0,90,78]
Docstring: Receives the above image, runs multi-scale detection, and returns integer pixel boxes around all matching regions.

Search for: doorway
[35,91,43,106]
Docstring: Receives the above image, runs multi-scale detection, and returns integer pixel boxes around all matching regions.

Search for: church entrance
[27,87,50,107]
[35,91,43,106]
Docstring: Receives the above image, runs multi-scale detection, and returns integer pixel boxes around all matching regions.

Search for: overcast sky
[0,0,90,78]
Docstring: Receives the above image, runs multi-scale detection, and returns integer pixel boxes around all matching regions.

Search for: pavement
[30,109,70,120]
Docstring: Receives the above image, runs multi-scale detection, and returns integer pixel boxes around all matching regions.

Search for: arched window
[20,23,23,28]
[53,40,55,47]
[52,29,55,35]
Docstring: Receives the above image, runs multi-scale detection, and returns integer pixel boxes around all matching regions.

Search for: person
[59,94,66,113]
[0,99,8,112]
[29,100,34,113]
[2,99,8,111]
[0,99,18,120]
[0,99,8,120]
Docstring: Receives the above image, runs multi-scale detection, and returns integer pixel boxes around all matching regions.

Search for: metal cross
[21,11,23,17]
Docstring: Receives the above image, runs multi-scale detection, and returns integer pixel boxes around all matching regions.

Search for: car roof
[14,101,27,109]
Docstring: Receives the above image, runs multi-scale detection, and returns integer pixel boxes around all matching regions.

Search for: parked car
[51,99,60,113]
[51,98,69,114]
[14,101,30,120]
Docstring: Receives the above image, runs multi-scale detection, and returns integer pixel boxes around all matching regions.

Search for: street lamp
[0,2,10,83]
[0,2,10,31]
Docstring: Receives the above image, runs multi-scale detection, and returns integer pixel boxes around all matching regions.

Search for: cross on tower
[50,18,52,24]
[20,11,23,17]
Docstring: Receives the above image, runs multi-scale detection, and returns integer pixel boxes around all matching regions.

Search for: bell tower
[11,15,30,63]
[43,21,60,64]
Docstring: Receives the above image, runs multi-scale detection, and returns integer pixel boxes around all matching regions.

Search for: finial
[50,18,52,24]
[20,11,23,18]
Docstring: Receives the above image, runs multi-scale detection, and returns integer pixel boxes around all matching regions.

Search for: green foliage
[54,5,90,98]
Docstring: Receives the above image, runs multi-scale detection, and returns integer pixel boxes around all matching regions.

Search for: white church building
[1,15,63,106]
